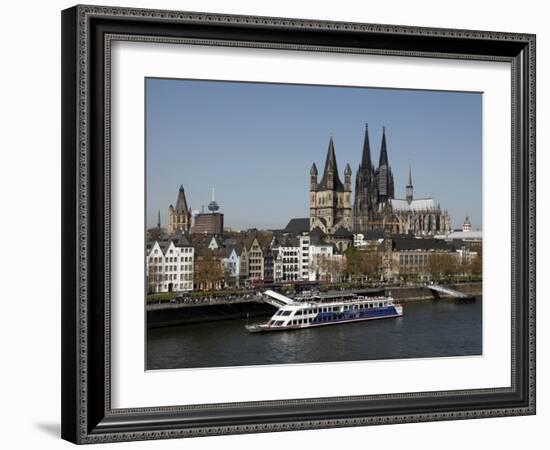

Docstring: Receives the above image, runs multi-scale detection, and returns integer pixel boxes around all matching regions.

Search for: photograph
[57,3,536,444]
[145,78,483,370]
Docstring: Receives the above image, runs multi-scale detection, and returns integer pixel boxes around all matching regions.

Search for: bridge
[426,284,474,300]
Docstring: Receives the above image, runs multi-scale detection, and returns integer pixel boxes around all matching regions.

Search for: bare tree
[194,255,224,290]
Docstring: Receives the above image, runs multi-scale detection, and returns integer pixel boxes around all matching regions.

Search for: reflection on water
[147,298,482,370]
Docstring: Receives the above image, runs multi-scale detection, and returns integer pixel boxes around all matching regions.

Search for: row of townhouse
[146,234,194,293]
[145,220,348,294]
[222,230,344,285]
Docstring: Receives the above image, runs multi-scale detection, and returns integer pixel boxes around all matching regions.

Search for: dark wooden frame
[61,4,536,444]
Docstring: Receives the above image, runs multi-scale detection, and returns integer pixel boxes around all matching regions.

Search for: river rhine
[146,297,482,370]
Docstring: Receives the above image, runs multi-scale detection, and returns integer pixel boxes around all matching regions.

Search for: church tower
[168,185,191,235]
[353,124,378,233]
[309,136,352,235]
[375,127,395,209]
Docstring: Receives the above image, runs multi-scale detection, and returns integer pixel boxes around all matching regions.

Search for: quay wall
[389,282,482,302]
[147,282,482,328]
[147,301,276,329]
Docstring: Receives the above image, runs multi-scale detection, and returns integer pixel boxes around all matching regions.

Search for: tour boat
[245,289,403,333]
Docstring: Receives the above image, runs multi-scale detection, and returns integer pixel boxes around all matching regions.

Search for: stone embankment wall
[389,282,482,302]
[147,282,482,328]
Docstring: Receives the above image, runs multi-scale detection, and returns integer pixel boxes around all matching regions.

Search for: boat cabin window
[281,310,292,316]
[273,321,284,326]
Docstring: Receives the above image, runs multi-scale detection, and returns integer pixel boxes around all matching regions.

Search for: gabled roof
[309,226,329,246]
[169,229,192,247]
[284,218,310,235]
[273,236,299,248]
[333,226,353,238]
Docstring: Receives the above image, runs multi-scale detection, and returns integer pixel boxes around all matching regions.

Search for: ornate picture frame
[61,5,535,444]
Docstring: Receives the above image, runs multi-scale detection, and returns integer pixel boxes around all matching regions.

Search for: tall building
[192,186,225,235]
[309,136,352,235]
[168,185,191,235]
[193,213,224,235]
[353,125,451,236]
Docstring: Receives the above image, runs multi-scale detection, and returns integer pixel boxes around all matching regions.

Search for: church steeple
[319,135,344,191]
[157,210,161,228]
[168,184,191,235]
[375,126,395,201]
[175,185,189,213]
[406,164,413,204]
[361,123,372,170]
[378,126,388,167]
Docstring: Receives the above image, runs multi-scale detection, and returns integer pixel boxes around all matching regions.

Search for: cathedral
[309,125,451,238]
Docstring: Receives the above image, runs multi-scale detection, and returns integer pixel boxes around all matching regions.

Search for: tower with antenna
[208,185,220,212]
[192,185,224,235]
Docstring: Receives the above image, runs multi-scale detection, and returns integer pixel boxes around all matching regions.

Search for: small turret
[344,163,352,191]
[310,162,318,191]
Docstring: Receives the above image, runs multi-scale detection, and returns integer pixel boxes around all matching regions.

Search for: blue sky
[146,78,482,231]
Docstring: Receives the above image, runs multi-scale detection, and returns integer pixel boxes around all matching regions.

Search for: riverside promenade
[146,282,482,328]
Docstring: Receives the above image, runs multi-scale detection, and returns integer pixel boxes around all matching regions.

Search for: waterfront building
[307,227,345,282]
[146,234,194,293]
[191,240,227,291]
[309,136,353,236]
[168,185,192,235]
[239,234,273,282]
[299,235,310,280]
[263,249,275,283]
[222,246,241,279]
[239,244,249,281]
[272,237,301,282]
[353,125,451,236]
[389,237,451,280]
[385,236,481,281]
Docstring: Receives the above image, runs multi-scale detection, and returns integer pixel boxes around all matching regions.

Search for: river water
[146,297,482,370]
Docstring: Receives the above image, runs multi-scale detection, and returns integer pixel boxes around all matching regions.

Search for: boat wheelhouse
[245,289,403,333]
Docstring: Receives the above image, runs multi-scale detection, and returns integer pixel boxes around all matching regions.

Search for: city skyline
[146,78,482,231]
